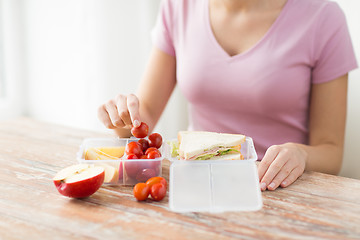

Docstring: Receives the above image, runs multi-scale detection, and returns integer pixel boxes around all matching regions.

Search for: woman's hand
[97,47,177,138]
[98,94,141,130]
[258,143,307,191]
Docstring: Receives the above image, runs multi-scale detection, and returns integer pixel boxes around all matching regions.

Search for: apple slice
[96,147,125,158]
[53,164,105,198]
[84,147,124,160]
[98,163,119,184]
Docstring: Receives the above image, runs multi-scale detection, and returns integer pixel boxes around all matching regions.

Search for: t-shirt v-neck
[204,0,292,61]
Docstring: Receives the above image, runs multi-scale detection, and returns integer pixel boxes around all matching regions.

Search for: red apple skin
[53,171,105,198]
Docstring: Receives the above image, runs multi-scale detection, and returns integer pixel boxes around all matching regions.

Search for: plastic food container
[167,137,262,213]
[77,138,164,186]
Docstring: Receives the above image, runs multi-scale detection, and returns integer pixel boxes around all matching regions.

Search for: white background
[0,0,359,179]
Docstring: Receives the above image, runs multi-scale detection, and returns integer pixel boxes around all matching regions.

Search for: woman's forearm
[298,143,343,175]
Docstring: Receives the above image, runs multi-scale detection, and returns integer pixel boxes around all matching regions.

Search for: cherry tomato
[147,150,161,159]
[142,160,160,176]
[133,183,150,201]
[136,168,156,182]
[146,176,167,189]
[145,147,160,155]
[138,139,149,152]
[125,161,141,178]
[150,183,166,201]
[125,141,143,158]
[124,154,141,178]
[140,155,148,159]
[131,122,149,138]
[125,154,138,159]
[148,133,163,149]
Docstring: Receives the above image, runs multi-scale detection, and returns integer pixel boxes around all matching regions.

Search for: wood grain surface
[0,118,360,240]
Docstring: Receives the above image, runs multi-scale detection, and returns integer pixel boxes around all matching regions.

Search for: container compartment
[77,138,164,186]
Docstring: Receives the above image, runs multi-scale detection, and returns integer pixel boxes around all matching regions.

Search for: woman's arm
[304,74,347,173]
[98,47,177,137]
[257,74,348,191]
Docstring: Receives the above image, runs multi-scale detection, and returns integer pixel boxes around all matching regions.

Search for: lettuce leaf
[169,140,179,158]
[218,148,240,156]
[195,148,240,160]
[195,153,217,160]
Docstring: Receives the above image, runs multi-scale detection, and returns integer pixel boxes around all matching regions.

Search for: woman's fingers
[280,167,303,188]
[258,145,281,181]
[104,100,125,128]
[98,94,142,130]
[266,160,297,190]
[126,94,141,128]
[258,143,307,191]
[115,94,132,127]
[260,150,290,191]
[98,104,116,129]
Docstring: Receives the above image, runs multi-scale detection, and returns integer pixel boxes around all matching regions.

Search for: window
[0,0,24,120]
[0,0,4,99]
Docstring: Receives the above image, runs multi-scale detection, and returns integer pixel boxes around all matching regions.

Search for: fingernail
[281,181,287,186]
[133,120,140,127]
[260,182,267,191]
[268,182,275,190]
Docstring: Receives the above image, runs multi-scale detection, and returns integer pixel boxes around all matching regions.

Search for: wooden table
[1,118,360,240]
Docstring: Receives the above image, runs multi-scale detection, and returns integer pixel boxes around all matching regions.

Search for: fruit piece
[126,154,138,159]
[145,147,159,155]
[150,183,166,201]
[148,133,163,149]
[145,160,161,176]
[147,150,161,159]
[95,146,125,158]
[136,168,156,182]
[124,154,141,179]
[98,163,119,184]
[125,141,143,158]
[146,176,167,189]
[138,139,150,152]
[124,158,145,179]
[131,122,149,138]
[85,147,123,160]
[53,164,105,198]
[141,160,161,176]
[145,147,161,159]
[133,183,150,201]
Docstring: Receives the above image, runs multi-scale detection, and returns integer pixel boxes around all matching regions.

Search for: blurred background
[0,0,359,179]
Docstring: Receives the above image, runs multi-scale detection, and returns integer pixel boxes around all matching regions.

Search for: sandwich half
[177,131,246,160]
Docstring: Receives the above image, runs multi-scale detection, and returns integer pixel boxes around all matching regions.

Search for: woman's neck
[218,0,263,12]
[214,0,286,13]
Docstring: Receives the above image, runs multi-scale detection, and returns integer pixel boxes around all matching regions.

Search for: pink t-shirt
[152,0,358,159]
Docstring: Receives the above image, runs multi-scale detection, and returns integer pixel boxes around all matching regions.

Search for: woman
[98,0,358,191]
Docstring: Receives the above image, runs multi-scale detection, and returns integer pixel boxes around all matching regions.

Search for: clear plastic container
[167,137,262,213]
[77,138,164,186]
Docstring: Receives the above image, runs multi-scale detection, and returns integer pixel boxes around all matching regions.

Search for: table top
[1,118,360,240]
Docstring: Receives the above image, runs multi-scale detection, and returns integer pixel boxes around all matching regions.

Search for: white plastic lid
[169,160,263,213]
